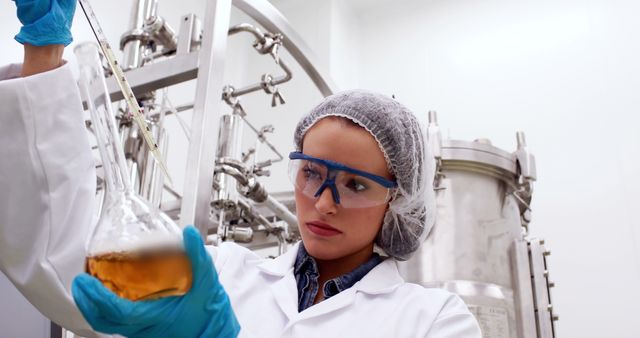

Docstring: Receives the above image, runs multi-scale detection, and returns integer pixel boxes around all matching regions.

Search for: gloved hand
[13,0,76,46]
[72,226,241,338]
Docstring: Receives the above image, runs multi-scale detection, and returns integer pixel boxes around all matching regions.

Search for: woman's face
[295,117,393,261]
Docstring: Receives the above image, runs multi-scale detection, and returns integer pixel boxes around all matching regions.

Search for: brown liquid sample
[87,249,192,301]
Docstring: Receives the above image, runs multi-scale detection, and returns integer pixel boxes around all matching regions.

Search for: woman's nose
[314,186,338,215]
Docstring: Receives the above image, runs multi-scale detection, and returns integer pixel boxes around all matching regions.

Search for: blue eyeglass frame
[289,151,397,205]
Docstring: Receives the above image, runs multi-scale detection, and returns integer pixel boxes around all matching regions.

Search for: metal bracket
[528,238,557,337]
[513,131,537,229]
[511,239,538,338]
[179,0,233,235]
[177,13,201,55]
[427,110,445,190]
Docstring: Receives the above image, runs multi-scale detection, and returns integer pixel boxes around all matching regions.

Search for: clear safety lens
[288,159,392,208]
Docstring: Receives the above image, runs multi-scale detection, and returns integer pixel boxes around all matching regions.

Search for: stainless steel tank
[398,111,557,338]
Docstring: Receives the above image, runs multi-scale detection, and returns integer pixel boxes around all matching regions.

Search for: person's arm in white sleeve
[0,45,103,337]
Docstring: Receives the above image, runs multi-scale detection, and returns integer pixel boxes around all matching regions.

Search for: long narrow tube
[237,199,286,255]
[213,114,244,207]
[228,23,264,41]
[258,195,297,236]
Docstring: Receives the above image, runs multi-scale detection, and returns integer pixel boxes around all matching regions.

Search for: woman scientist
[0,0,481,337]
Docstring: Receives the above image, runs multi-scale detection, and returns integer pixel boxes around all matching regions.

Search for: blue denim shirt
[294,244,383,312]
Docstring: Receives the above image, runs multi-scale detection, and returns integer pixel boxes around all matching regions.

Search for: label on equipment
[468,305,509,338]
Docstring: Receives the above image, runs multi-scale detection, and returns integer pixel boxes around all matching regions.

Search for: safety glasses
[288,152,397,208]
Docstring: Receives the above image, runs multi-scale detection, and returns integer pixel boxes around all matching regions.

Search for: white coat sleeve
[425,295,483,338]
[0,63,105,338]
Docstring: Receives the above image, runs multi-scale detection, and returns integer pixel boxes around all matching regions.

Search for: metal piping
[232,0,338,96]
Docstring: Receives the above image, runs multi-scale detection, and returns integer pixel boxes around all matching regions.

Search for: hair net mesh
[293,89,436,261]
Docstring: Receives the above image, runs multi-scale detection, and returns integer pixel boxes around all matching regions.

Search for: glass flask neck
[74,42,133,195]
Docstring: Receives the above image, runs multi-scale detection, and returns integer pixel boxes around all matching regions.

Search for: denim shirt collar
[293,243,383,312]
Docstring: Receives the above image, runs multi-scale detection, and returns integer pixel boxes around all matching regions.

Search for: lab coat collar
[256,241,301,276]
[353,258,404,294]
[257,242,406,324]
[256,241,405,295]
[293,258,405,323]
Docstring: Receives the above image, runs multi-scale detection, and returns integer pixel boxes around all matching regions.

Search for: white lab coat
[0,63,482,338]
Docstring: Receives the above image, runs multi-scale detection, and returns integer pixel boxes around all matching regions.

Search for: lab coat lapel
[296,258,404,321]
[256,242,301,321]
[296,285,356,321]
[256,245,405,324]
[269,271,299,322]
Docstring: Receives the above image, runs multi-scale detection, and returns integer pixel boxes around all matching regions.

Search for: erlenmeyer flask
[75,42,191,301]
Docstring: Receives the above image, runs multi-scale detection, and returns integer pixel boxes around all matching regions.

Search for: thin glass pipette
[77,0,173,185]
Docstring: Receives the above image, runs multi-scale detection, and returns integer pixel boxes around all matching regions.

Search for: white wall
[285,0,640,337]
[1,0,639,337]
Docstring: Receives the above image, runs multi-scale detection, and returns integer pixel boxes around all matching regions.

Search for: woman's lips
[306,221,342,237]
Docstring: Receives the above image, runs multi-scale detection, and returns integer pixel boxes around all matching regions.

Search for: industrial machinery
[79,0,335,255]
[398,111,557,338]
[66,0,558,337]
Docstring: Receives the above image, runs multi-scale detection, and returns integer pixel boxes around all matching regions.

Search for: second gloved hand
[13,0,76,46]
[72,226,240,338]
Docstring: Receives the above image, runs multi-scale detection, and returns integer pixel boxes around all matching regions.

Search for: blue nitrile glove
[72,226,241,338]
[13,0,76,46]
